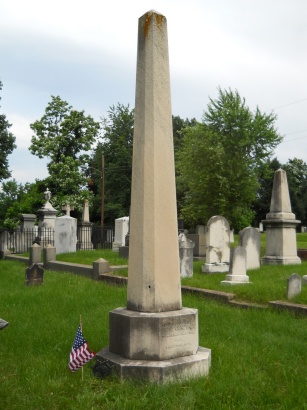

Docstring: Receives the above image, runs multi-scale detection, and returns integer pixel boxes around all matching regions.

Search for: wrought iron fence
[77,225,114,250]
[0,225,114,254]
[0,228,54,254]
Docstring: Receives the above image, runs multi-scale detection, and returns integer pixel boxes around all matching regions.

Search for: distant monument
[262,169,301,265]
[96,10,211,382]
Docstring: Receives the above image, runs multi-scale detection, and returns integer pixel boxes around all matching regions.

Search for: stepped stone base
[96,346,211,383]
[261,256,301,265]
[202,263,229,274]
[221,274,251,285]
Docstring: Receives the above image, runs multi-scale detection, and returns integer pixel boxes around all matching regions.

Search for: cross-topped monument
[96,10,211,382]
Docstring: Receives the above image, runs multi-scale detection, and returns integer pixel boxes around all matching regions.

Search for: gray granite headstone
[287,273,301,299]
[179,232,195,278]
[239,227,260,270]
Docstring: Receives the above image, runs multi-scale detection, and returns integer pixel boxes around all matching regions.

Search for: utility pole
[101,154,105,226]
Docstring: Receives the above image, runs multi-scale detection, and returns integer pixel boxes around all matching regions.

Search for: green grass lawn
[0,259,306,409]
[53,234,307,305]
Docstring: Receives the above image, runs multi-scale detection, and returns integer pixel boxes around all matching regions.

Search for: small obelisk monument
[262,169,301,265]
[96,10,211,382]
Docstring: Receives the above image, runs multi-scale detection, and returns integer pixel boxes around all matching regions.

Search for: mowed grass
[0,259,306,409]
[53,233,307,305]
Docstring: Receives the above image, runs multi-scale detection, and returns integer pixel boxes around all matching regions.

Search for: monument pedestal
[96,346,211,383]
[96,307,210,382]
[261,219,301,265]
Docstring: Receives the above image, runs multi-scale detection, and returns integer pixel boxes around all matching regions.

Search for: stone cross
[62,202,74,216]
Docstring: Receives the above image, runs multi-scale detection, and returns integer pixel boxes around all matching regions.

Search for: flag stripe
[68,326,96,372]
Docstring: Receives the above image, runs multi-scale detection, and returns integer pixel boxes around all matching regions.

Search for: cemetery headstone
[202,215,230,273]
[25,263,44,286]
[179,232,195,278]
[112,217,129,252]
[239,227,260,270]
[54,215,77,254]
[221,246,251,285]
[262,169,301,265]
[287,273,302,299]
[96,10,211,383]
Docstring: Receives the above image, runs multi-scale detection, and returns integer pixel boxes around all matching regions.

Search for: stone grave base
[108,307,199,360]
[202,263,229,274]
[261,256,301,265]
[119,246,129,258]
[221,274,251,285]
[96,346,211,383]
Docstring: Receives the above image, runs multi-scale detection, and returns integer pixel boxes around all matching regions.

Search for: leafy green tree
[29,96,100,212]
[283,158,307,226]
[0,81,16,180]
[251,157,281,225]
[177,88,282,231]
[88,104,134,223]
[0,179,46,228]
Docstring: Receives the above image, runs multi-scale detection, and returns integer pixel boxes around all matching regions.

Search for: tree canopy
[29,95,100,211]
[0,81,16,181]
[88,103,134,223]
[176,88,282,230]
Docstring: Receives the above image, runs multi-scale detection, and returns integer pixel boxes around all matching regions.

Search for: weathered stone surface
[112,217,129,252]
[97,346,211,383]
[202,215,230,273]
[96,10,211,383]
[25,263,44,286]
[29,243,42,266]
[239,227,260,270]
[179,233,195,278]
[262,169,301,265]
[109,307,199,360]
[287,273,302,299]
[54,216,77,254]
[127,11,181,313]
[221,246,250,285]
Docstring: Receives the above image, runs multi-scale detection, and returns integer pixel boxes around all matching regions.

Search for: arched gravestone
[202,215,230,273]
[239,227,260,270]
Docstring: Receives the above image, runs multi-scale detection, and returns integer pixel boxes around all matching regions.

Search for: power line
[272,98,307,110]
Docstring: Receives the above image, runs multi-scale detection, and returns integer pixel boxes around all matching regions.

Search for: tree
[283,158,307,226]
[176,88,282,231]
[88,104,134,223]
[0,179,46,228]
[29,96,100,212]
[251,157,281,225]
[0,81,16,180]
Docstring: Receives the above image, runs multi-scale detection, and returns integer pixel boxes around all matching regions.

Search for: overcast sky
[1,0,307,185]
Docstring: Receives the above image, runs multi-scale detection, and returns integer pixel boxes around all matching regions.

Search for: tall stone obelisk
[262,169,301,265]
[96,10,211,383]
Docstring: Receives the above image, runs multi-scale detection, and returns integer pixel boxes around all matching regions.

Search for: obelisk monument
[96,10,211,383]
[262,168,301,265]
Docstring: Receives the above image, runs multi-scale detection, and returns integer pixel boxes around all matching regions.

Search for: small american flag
[68,325,96,372]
